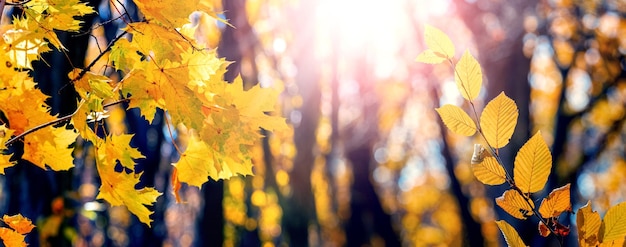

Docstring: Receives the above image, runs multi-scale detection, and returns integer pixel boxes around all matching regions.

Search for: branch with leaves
[0,0,287,244]
[416,24,626,247]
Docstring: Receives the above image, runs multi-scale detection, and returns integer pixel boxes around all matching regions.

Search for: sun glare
[315,0,453,80]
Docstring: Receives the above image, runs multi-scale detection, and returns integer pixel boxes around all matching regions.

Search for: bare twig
[4,98,130,146]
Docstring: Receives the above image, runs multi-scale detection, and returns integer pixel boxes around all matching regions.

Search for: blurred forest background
[1,0,626,246]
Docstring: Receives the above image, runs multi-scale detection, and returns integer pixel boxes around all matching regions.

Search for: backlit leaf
[224,76,288,132]
[454,50,482,101]
[22,127,78,171]
[100,134,145,170]
[496,189,534,220]
[133,0,209,27]
[578,201,601,247]
[538,221,551,237]
[480,92,518,148]
[423,24,455,60]
[600,202,626,242]
[0,227,26,247]
[173,134,255,188]
[416,49,447,64]
[95,149,161,226]
[496,220,527,247]
[0,125,15,174]
[514,131,552,193]
[472,156,506,185]
[539,183,571,218]
[2,214,35,234]
[435,104,476,136]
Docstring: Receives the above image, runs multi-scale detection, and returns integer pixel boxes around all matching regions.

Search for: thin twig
[71,30,129,84]
[4,98,130,146]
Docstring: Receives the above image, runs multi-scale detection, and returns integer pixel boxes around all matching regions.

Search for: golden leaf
[2,214,35,234]
[472,156,506,185]
[100,134,145,170]
[454,50,482,101]
[578,201,601,247]
[173,134,254,188]
[22,127,78,171]
[435,104,476,136]
[496,189,534,220]
[514,131,552,193]
[95,150,161,226]
[134,0,207,27]
[224,75,288,132]
[416,49,447,64]
[496,220,527,247]
[480,92,518,148]
[424,24,455,60]
[0,125,15,174]
[539,183,571,218]
[0,228,26,247]
[600,202,626,243]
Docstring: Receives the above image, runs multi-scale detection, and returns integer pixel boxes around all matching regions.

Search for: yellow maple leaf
[2,214,35,235]
[480,92,518,148]
[134,0,206,27]
[120,71,161,123]
[435,104,476,136]
[68,69,115,99]
[127,22,191,62]
[99,134,145,170]
[538,183,571,218]
[22,127,78,171]
[514,131,552,194]
[496,220,527,247]
[224,76,288,132]
[173,134,254,187]
[95,149,161,226]
[0,125,16,174]
[496,189,534,220]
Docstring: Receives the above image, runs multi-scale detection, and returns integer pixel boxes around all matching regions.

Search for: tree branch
[70,30,128,84]
[4,98,130,146]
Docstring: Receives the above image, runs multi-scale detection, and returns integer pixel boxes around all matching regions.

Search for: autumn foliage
[0,0,285,245]
[418,25,626,246]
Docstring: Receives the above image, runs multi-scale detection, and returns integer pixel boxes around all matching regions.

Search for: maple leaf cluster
[0,0,286,228]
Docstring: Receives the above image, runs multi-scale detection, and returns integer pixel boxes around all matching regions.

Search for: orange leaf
[577,201,601,247]
[539,183,571,218]
[538,221,551,237]
[0,227,26,247]
[2,215,34,235]
[496,189,534,220]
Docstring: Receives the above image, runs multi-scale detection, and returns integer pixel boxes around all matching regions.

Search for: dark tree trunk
[279,1,321,246]
[344,57,401,247]
[195,0,251,245]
